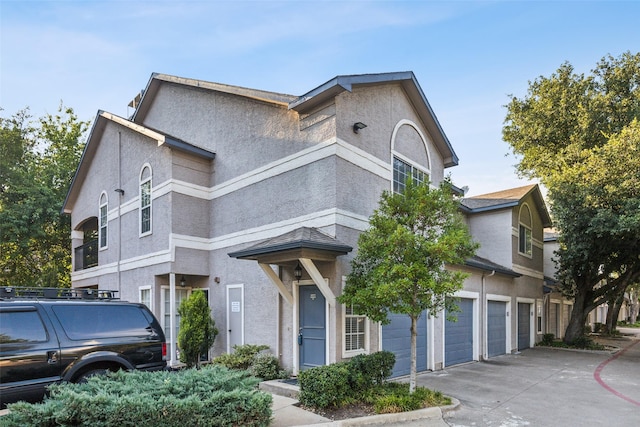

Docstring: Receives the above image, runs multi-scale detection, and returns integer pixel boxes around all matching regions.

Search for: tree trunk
[409,315,417,394]
[630,289,639,324]
[605,293,624,334]
[564,291,592,343]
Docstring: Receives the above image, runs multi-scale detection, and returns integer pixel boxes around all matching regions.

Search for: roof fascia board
[62,111,108,214]
[464,201,520,213]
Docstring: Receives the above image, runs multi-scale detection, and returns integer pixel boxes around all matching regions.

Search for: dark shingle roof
[228,227,352,259]
[464,256,522,277]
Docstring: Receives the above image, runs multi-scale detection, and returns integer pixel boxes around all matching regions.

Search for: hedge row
[4,365,272,427]
[298,351,395,408]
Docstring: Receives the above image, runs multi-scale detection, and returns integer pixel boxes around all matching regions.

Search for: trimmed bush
[213,344,269,370]
[348,351,395,390]
[540,333,555,345]
[3,365,272,427]
[298,351,396,408]
[298,362,351,408]
[250,353,289,381]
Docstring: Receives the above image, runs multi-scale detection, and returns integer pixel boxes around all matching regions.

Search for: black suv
[0,287,167,408]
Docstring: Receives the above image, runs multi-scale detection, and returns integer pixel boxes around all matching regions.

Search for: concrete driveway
[412,328,640,426]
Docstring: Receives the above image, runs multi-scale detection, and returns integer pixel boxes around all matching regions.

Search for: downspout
[117,131,122,295]
[482,270,495,359]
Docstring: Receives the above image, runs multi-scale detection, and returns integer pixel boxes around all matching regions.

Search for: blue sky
[1,0,638,195]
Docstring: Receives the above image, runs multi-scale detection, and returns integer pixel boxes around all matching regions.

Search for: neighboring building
[62,72,458,372]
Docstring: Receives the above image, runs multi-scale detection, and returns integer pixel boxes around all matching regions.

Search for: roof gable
[132,73,298,123]
[461,184,552,227]
[62,111,214,214]
[289,72,458,168]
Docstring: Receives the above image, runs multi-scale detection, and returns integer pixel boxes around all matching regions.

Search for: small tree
[338,179,478,393]
[178,290,218,368]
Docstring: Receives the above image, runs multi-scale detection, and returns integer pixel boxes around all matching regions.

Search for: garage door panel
[518,302,531,350]
[445,298,474,366]
[487,301,507,357]
[382,312,427,377]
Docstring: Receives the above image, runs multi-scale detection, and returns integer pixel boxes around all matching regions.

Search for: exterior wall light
[294,262,303,281]
[180,275,186,287]
[353,122,367,134]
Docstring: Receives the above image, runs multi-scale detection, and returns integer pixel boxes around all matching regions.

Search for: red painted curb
[593,339,640,407]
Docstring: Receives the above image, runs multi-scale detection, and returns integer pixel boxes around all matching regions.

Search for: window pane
[52,305,151,340]
[0,311,48,343]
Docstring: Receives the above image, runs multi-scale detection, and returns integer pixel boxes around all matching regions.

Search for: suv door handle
[47,350,59,364]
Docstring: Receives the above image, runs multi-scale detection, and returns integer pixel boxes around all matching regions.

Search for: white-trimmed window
[518,204,533,256]
[139,286,152,309]
[536,300,543,334]
[344,304,368,355]
[393,156,429,194]
[140,165,152,236]
[519,225,532,256]
[161,287,190,363]
[99,192,108,249]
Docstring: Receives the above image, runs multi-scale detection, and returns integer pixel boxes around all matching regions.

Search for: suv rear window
[52,305,151,340]
[0,310,48,343]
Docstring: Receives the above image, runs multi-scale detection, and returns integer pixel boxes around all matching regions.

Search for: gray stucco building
[63,72,560,375]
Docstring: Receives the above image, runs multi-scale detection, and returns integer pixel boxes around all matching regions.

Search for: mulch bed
[298,402,376,421]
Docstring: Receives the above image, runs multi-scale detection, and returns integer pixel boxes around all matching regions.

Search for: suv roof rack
[0,287,119,301]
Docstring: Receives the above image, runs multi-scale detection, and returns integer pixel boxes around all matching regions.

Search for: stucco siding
[468,210,512,267]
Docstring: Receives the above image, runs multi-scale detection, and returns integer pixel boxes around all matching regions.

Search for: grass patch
[370,383,451,414]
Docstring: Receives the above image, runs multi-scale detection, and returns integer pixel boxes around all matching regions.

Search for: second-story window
[518,204,533,256]
[140,165,152,236]
[393,156,428,194]
[99,193,108,249]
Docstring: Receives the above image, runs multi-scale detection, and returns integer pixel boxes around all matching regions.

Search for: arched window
[518,204,532,256]
[140,165,152,236]
[390,120,431,194]
[99,192,108,249]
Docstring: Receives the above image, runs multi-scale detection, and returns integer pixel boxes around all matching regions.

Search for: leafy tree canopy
[503,52,640,342]
[0,105,89,287]
[338,179,478,391]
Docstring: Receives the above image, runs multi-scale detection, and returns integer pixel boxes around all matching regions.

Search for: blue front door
[299,285,326,370]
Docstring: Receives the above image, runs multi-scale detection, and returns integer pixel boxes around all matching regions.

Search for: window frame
[392,154,430,194]
[139,285,152,310]
[342,303,369,358]
[139,165,152,237]
[99,192,108,249]
[518,203,533,257]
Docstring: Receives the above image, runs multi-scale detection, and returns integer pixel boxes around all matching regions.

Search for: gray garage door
[445,298,474,366]
[487,300,507,357]
[382,312,427,377]
[517,302,531,350]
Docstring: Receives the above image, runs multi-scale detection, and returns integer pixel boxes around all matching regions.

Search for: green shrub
[299,351,396,408]
[298,362,351,408]
[178,290,218,368]
[250,353,289,381]
[213,344,269,370]
[3,365,272,427]
[540,333,555,345]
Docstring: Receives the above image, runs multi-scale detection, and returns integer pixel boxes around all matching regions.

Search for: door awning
[228,227,352,262]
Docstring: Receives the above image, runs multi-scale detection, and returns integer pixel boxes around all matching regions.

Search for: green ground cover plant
[3,365,272,427]
[213,344,289,380]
